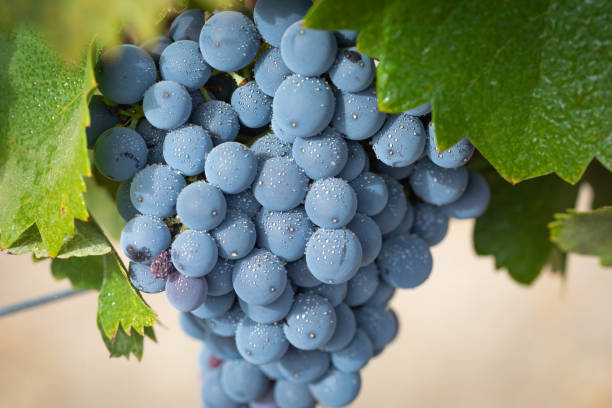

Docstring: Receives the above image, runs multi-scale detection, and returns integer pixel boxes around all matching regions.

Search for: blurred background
[1,216,611,408]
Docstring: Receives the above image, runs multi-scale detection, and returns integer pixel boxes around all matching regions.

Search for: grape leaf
[5,219,111,258]
[305,0,612,183]
[97,252,157,339]
[473,170,578,284]
[550,208,612,267]
[97,318,156,360]
[0,27,97,257]
[51,255,104,290]
[84,173,125,242]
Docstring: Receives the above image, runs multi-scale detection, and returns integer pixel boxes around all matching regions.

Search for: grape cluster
[88,1,491,407]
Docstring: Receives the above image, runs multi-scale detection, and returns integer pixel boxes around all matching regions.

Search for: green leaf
[97,317,147,360]
[97,252,157,339]
[5,219,111,258]
[305,0,612,183]
[550,207,612,266]
[51,255,104,291]
[473,171,578,284]
[84,169,125,242]
[0,27,97,256]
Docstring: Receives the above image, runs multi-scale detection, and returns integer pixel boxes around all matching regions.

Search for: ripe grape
[280,20,337,76]
[130,164,186,218]
[143,80,192,130]
[252,156,308,211]
[253,0,311,47]
[94,127,148,181]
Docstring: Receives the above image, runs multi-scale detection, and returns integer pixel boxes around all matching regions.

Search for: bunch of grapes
[88,0,491,406]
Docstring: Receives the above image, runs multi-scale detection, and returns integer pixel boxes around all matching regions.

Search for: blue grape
[372,112,427,167]
[250,133,293,164]
[329,47,375,92]
[440,170,490,219]
[189,89,205,111]
[120,215,171,263]
[212,209,256,260]
[273,75,335,138]
[344,263,379,307]
[384,201,415,238]
[220,360,269,403]
[374,160,414,180]
[411,202,449,246]
[308,368,361,407]
[253,0,311,47]
[159,40,211,92]
[304,177,357,228]
[331,329,373,373]
[405,102,432,116]
[259,362,284,381]
[371,175,408,234]
[191,100,240,145]
[136,119,168,165]
[140,35,172,63]
[303,281,347,307]
[162,124,213,176]
[253,157,308,211]
[143,81,192,130]
[176,181,227,231]
[278,348,330,384]
[347,213,382,266]
[364,280,395,307]
[292,128,348,180]
[254,48,292,96]
[233,249,287,305]
[171,230,218,277]
[225,188,261,218]
[207,302,245,337]
[95,44,156,104]
[180,312,208,341]
[283,293,336,350]
[86,95,119,149]
[377,234,432,289]
[280,20,337,76]
[115,180,140,221]
[192,291,235,319]
[250,387,276,408]
[286,257,320,288]
[165,271,208,312]
[231,81,273,128]
[319,303,356,352]
[427,122,475,168]
[130,164,186,218]
[274,381,316,408]
[199,345,220,375]
[206,331,242,360]
[255,207,315,262]
[128,262,166,293]
[332,85,386,140]
[305,228,362,284]
[271,116,296,143]
[338,141,368,182]
[170,9,205,42]
[354,305,396,350]
[94,127,147,181]
[202,368,240,408]
[239,284,294,324]
[335,30,358,47]
[199,11,260,72]
[205,73,237,103]
[206,258,235,296]
[205,142,258,194]
[409,157,469,205]
[235,318,289,364]
[349,172,389,216]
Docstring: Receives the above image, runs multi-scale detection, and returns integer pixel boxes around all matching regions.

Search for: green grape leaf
[473,170,578,284]
[51,255,104,291]
[98,318,148,360]
[305,0,612,183]
[5,219,111,258]
[550,208,612,267]
[84,171,125,242]
[0,27,97,257]
[97,252,157,339]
